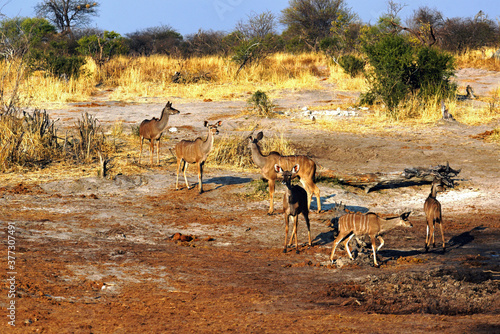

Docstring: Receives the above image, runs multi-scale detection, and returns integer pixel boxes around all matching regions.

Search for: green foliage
[29,48,86,78]
[247,90,275,117]
[361,33,456,118]
[338,54,365,77]
[0,17,56,58]
[20,18,56,45]
[410,47,456,99]
[77,30,128,66]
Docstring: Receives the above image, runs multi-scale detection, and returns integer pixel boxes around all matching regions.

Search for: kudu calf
[275,164,312,254]
[139,101,180,165]
[424,178,446,252]
[175,121,222,194]
[330,211,412,267]
[248,131,321,215]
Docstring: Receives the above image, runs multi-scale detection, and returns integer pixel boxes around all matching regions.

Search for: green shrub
[361,34,456,118]
[338,54,365,77]
[247,90,275,117]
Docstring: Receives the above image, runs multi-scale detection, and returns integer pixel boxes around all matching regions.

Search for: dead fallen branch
[321,163,460,193]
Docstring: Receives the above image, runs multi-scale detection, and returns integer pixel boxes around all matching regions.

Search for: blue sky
[2,0,499,36]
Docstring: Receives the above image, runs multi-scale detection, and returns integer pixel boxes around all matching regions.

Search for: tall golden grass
[455,47,500,71]
[9,53,331,106]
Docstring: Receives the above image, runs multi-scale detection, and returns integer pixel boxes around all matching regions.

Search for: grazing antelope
[330,211,412,267]
[248,131,321,215]
[175,120,222,194]
[424,178,446,252]
[275,164,312,254]
[139,101,180,165]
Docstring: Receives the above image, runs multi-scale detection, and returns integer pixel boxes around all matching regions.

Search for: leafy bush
[29,49,86,78]
[247,90,275,117]
[361,34,456,117]
[338,54,365,77]
[77,31,128,66]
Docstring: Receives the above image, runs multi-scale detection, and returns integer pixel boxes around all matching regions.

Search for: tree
[280,0,356,50]
[439,13,499,52]
[183,29,228,56]
[126,26,183,56]
[35,0,99,35]
[236,11,277,40]
[0,17,56,58]
[77,30,127,67]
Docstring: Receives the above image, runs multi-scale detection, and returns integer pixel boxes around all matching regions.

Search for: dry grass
[208,132,295,171]
[328,64,368,91]
[455,47,500,71]
[11,53,327,106]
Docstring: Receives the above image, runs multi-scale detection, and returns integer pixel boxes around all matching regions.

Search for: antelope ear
[256,131,263,140]
[166,101,171,107]
[274,164,282,173]
[402,211,412,220]
[292,164,300,173]
[204,120,209,127]
[217,120,222,126]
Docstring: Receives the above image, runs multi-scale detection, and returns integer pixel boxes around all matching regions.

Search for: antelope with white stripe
[424,178,446,252]
[330,211,412,267]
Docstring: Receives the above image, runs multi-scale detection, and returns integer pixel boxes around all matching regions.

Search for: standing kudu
[275,164,312,254]
[424,178,447,252]
[248,131,321,215]
[139,101,180,165]
[330,211,412,267]
[175,121,222,194]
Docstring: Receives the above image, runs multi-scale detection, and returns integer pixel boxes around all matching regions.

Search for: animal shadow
[205,176,253,190]
[447,226,486,249]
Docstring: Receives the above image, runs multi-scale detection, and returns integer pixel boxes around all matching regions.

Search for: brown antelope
[275,164,312,254]
[175,121,222,194]
[139,101,180,165]
[248,131,321,215]
[424,178,446,252]
[330,211,412,267]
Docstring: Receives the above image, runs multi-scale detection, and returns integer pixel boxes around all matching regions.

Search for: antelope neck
[201,129,214,153]
[430,186,439,198]
[156,108,171,130]
[250,142,267,169]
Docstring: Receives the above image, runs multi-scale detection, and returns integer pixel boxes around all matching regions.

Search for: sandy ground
[1,69,500,333]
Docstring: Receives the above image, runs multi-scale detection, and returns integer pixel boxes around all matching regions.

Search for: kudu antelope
[424,178,447,252]
[248,131,321,215]
[139,101,180,165]
[175,120,222,194]
[330,211,412,267]
[275,164,312,254]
